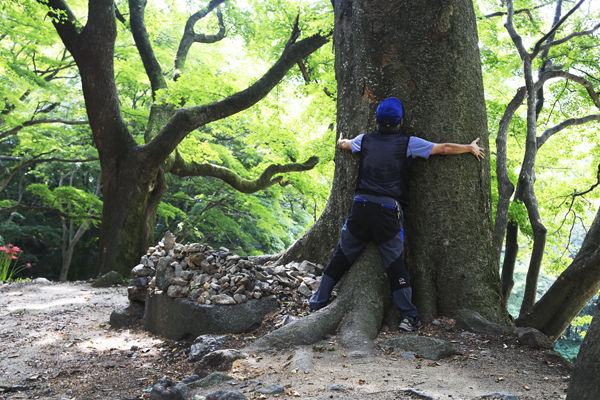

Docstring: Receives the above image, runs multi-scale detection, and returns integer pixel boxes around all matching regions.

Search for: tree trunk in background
[566,298,600,400]
[501,221,519,309]
[278,0,507,326]
[97,153,165,276]
[516,207,600,340]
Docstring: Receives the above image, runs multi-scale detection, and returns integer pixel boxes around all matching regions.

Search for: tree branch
[128,0,167,95]
[505,0,530,61]
[0,118,88,141]
[145,24,330,166]
[492,86,526,260]
[540,22,600,52]
[170,156,319,193]
[537,115,600,149]
[39,0,82,53]
[546,70,600,108]
[531,0,585,57]
[174,0,226,80]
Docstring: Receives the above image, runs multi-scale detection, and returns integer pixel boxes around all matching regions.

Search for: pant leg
[378,226,419,319]
[310,212,367,310]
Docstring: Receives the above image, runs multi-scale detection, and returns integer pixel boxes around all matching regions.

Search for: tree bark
[516,207,600,340]
[270,0,507,352]
[566,298,600,400]
[501,220,519,309]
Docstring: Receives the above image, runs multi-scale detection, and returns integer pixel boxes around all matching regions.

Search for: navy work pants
[310,198,419,319]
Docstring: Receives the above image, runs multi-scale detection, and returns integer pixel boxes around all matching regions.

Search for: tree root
[248,245,393,353]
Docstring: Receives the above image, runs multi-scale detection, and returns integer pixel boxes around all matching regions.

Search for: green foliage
[572,315,593,338]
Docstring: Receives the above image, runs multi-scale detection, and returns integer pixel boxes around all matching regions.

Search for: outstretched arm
[431,138,484,161]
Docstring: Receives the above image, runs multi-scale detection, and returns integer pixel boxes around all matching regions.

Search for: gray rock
[110,303,144,329]
[163,231,176,251]
[150,376,184,400]
[130,276,150,287]
[472,393,519,400]
[195,372,234,388]
[143,293,278,339]
[189,336,227,362]
[454,309,514,335]
[170,276,188,286]
[515,327,555,349]
[297,282,312,297]
[132,264,155,277]
[380,335,459,360]
[156,258,173,290]
[233,294,247,304]
[128,286,147,302]
[91,271,123,288]
[32,277,51,284]
[302,277,319,290]
[257,383,284,394]
[167,285,188,298]
[212,294,236,305]
[195,349,246,376]
[298,260,317,275]
[276,315,297,328]
[289,348,314,373]
[400,351,416,360]
[205,390,247,400]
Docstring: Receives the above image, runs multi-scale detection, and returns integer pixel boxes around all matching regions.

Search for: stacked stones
[127,233,323,308]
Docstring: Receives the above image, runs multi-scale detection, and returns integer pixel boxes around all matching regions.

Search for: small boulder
[189,335,227,362]
[109,303,144,329]
[195,349,247,377]
[257,383,284,394]
[195,372,234,388]
[91,271,123,288]
[132,264,155,277]
[515,327,555,349]
[150,376,184,400]
[128,286,147,303]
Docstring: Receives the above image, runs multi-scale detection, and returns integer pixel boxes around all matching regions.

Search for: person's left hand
[470,138,484,161]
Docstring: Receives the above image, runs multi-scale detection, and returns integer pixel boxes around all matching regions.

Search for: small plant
[0,244,31,282]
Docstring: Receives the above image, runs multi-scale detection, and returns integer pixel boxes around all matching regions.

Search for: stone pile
[127,233,324,308]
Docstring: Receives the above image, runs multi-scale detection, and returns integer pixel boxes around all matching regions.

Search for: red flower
[26,263,32,269]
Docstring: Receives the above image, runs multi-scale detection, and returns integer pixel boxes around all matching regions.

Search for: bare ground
[0,280,572,400]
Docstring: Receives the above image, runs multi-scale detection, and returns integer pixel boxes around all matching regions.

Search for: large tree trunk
[566,298,600,400]
[263,0,507,352]
[97,152,165,275]
[515,207,600,340]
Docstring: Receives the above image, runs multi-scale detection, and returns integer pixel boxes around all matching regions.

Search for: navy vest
[355,131,410,206]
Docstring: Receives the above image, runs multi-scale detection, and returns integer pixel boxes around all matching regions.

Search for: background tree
[567,298,600,399]
[253,0,508,352]
[477,0,599,341]
[35,0,330,275]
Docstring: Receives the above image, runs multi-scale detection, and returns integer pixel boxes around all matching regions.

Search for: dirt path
[0,280,571,399]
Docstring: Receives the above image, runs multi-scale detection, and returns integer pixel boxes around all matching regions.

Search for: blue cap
[376,97,403,124]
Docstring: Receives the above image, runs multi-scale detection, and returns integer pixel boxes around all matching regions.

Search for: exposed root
[248,245,391,353]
